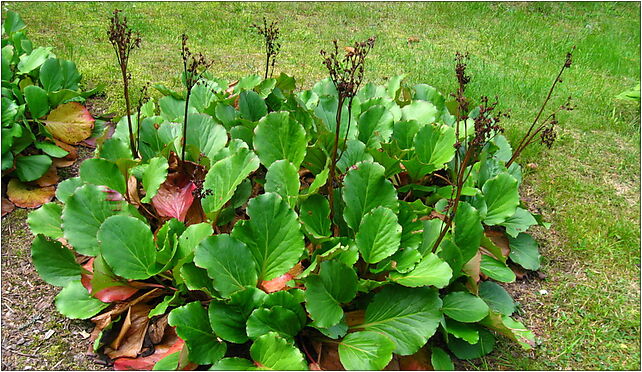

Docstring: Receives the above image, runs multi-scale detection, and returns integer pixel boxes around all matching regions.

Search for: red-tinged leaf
[2,197,15,216]
[259,263,304,293]
[81,257,139,303]
[44,102,95,145]
[462,251,482,283]
[345,310,365,327]
[485,230,510,257]
[33,165,59,187]
[6,178,55,208]
[114,331,184,371]
[152,174,196,222]
[106,304,152,359]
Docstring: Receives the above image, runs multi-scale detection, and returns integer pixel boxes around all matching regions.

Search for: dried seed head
[320,36,376,100]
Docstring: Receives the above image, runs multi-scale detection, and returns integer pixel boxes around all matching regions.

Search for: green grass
[3,1,640,370]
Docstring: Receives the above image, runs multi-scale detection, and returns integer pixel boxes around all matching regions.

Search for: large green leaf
[249,332,307,370]
[62,184,124,256]
[55,177,83,203]
[357,105,394,148]
[389,253,452,288]
[480,255,516,282]
[232,192,305,281]
[299,194,331,239]
[239,90,267,121]
[168,302,227,365]
[14,155,52,182]
[246,306,301,339]
[254,111,306,168]
[501,208,537,238]
[97,215,158,280]
[80,158,126,195]
[481,173,519,225]
[140,157,169,203]
[210,358,256,370]
[338,331,395,370]
[194,235,257,298]
[401,100,438,123]
[55,280,108,319]
[508,233,541,271]
[31,235,81,287]
[413,123,456,172]
[305,261,358,328]
[178,223,213,258]
[453,201,483,263]
[442,318,479,344]
[342,161,398,231]
[3,11,26,34]
[201,147,260,218]
[479,312,536,349]
[185,113,227,161]
[264,160,299,208]
[17,46,52,74]
[357,286,442,355]
[442,292,489,323]
[478,281,515,316]
[208,301,250,344]
[27,202,62,239]
[24,85,50,118]
[355,206,401,264]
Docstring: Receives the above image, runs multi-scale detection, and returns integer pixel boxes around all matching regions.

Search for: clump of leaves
[2,11,103,211]
[251,17,281,80]
[29,31,570,369]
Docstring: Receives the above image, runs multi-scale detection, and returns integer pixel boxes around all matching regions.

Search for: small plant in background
[107,9,141,157]
[320,36,375,227]
[251,17,281,79]
[1,11,102,213]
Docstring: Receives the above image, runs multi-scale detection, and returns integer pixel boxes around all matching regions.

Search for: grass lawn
[3,1,640,370]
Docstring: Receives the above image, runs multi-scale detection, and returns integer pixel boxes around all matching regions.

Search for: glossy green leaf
[62,184,124,256]
[141,157,169,203]
[34,141,68,158]
[168,302,227,365]
[480,254,516,282]
[202,147,260,218]
[3,11,26,34]
[355,206,401,264]
[299,194,331,239]
[185,113,227,161]
[442,292,490,323]
[194,235,257,297]
[482,173,519,225]
[453,201,483,263]
[389,253,452,288]
[98,215,158,280]
[401,100,438,123]
[265,160,299,208]
[305,261,358,328]
[153,352,180,371]
[358,286,442,355]
[24,85,50,118]
[249,332,307,370]
[208,301,250,344]
[508,233,541,271]
[342,161,398,231]
[18,46,52,74]
[501,208,537,238]
[246,306,301,339]
[254,111,306,168]
[357,105,394,147]
[31,235,81,287]
[414,123,456,171]
[419,218,443,256]
[442,318,480,344]
[264,291,307,328]
[479,312,536,349]
[55,280,108,319]
[478,281,515,316]
[179,263,216,295]
[178,223,213,258]
[430,347,454,371]
[55,177,83,203]
[338,331,395,370]
[239,90,267,121]
[27,202,62,239]
[210,358,255,370]
[80,158,126,195]
[15,155,52,182]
